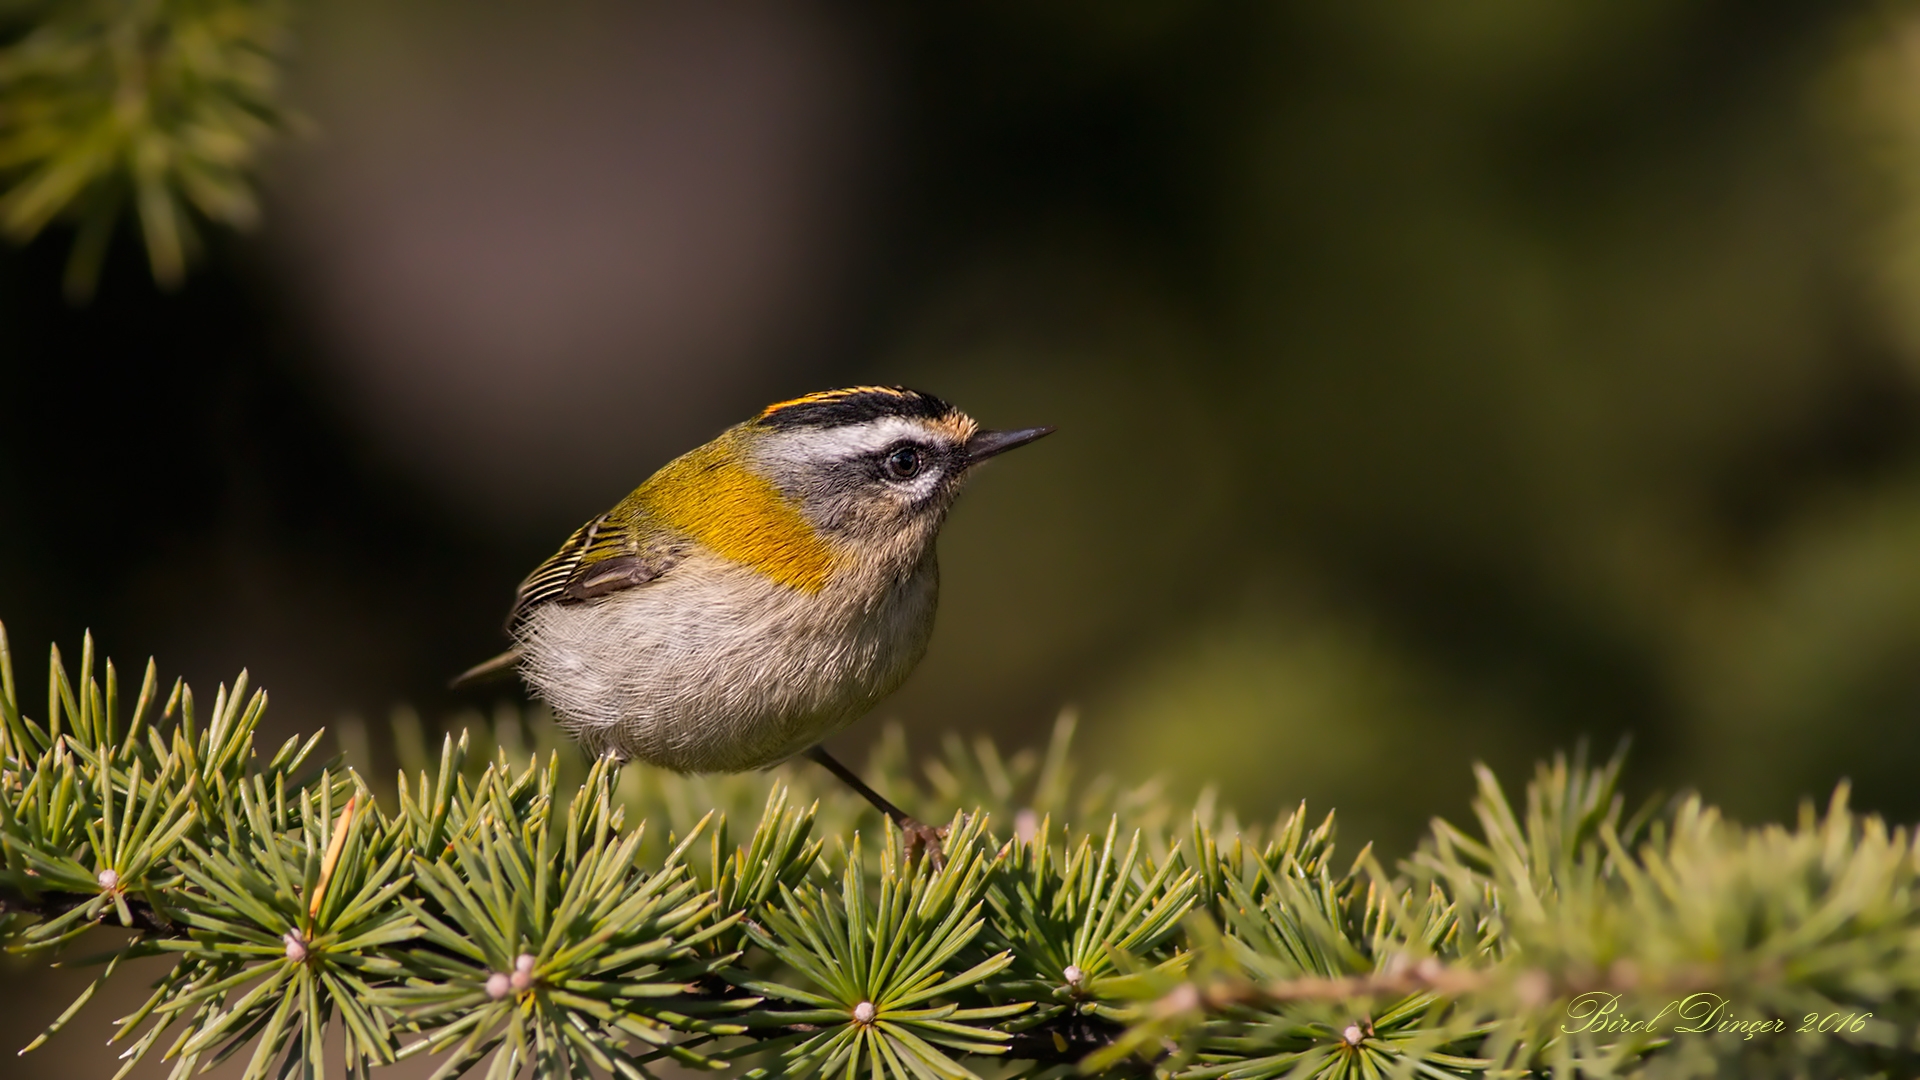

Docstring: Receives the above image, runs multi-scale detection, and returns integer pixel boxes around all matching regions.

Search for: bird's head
[737,386,1053,563]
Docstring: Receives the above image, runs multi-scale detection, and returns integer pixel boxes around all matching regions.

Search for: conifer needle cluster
[0,0,292,298]
[2,625,1917,1079]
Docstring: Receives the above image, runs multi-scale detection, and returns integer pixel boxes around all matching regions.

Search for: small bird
[456,385,1052,858]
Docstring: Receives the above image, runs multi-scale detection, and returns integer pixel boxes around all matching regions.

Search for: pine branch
[5,623,1920,1080]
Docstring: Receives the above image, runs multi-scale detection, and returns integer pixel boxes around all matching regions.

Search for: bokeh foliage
[0,0,292,298]
[7,630,1920,1079]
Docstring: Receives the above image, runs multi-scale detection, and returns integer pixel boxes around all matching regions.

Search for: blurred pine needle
[0,0,294,300]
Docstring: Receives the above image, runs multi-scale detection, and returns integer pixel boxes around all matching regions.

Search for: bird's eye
[883,445,924,480]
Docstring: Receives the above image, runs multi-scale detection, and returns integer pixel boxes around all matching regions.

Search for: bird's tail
[450,648,522,689]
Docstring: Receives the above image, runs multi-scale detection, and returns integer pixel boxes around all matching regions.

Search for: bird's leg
[804,746,947,868]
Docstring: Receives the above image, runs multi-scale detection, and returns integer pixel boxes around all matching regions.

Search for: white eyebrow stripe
[770,417,947,463]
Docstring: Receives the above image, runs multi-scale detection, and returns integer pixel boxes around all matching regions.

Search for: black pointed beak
[964,425,1055,465]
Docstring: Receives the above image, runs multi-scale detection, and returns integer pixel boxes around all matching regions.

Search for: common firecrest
[457,385,1053,856]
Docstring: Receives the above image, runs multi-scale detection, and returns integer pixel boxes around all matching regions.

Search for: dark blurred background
[9,0,1920,890]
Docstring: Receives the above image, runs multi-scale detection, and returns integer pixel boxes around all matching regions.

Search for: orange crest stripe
[757,385,915,421]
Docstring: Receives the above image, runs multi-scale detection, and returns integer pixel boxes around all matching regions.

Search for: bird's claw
[897,818,949,870]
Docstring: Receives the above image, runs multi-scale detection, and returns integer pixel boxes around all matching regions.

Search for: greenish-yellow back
[632,438,835,592]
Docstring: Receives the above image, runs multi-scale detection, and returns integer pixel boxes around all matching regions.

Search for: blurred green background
[9,8,1920,1060]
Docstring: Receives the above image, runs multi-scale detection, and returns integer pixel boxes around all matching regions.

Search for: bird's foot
[897,817,949,870]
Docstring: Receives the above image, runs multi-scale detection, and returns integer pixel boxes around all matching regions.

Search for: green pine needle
[5,624,1920,1078]
[0,0,295,299]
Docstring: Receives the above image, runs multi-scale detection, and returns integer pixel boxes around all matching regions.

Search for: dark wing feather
[507,512,680,628]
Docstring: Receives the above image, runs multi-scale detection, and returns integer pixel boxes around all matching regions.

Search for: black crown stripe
[755,386,955,430]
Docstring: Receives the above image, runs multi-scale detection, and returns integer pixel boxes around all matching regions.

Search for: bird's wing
[453,513,681,690]
[507,511,682,627]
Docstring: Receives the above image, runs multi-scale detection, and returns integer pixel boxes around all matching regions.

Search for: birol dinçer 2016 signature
[1561,992,1872,1041]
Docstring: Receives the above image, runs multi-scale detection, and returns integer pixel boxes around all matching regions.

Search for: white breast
[516,552,939,772]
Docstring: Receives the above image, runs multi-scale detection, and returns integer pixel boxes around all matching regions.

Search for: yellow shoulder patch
[637,441,834,592]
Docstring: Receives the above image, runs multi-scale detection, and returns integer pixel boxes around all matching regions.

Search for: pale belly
[515,556,938,772]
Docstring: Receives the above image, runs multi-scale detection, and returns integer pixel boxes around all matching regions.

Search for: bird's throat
[638,443,834,592]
